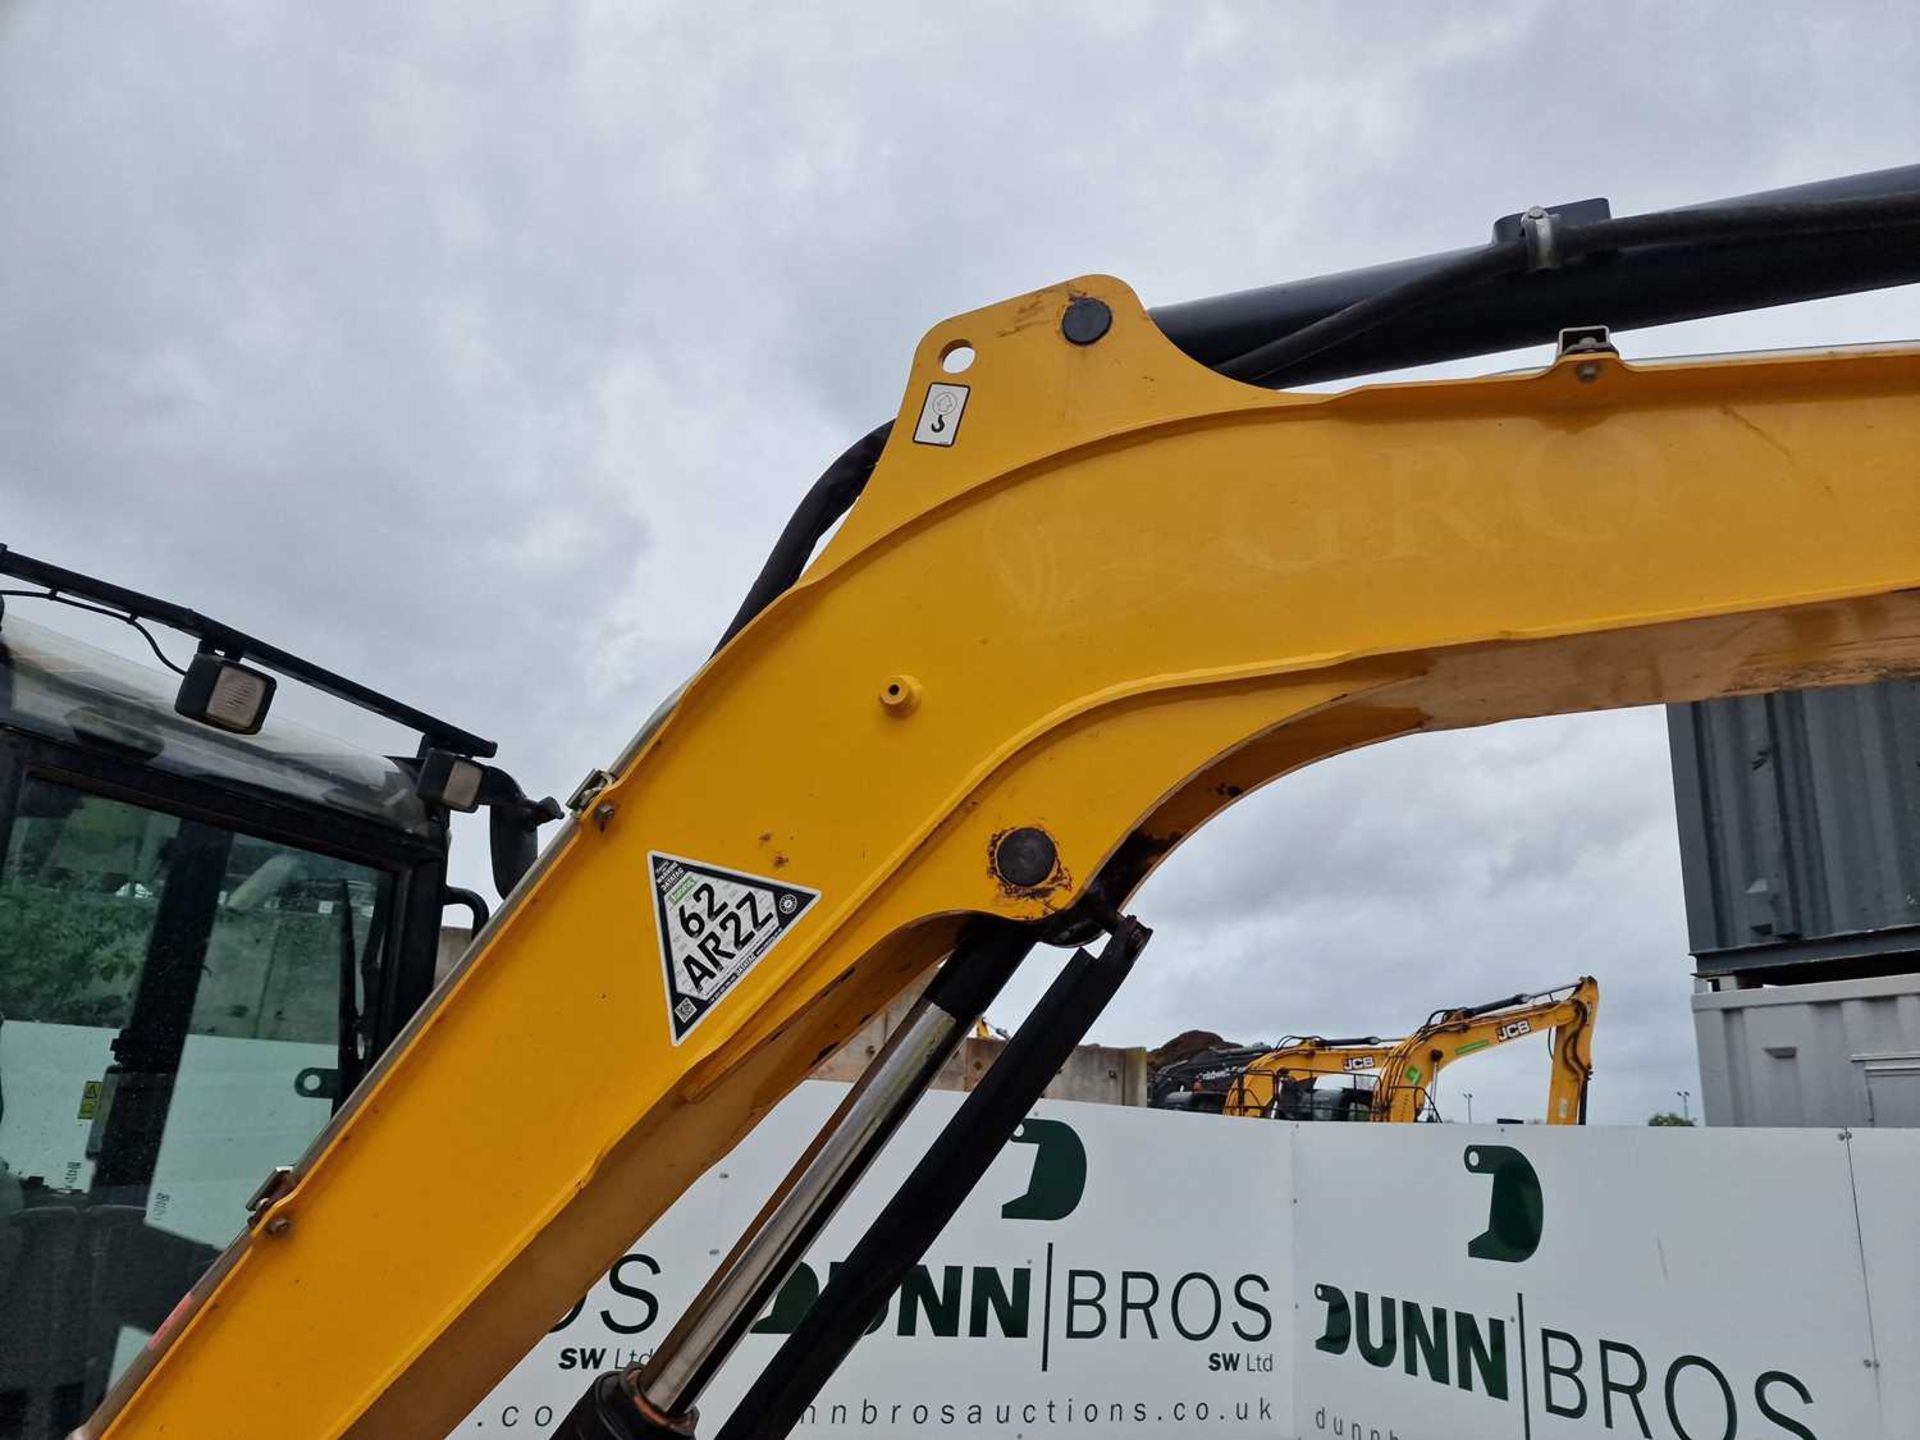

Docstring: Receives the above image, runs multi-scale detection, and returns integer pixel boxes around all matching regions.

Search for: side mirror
[488,801,545,898]
[479,771,563,898]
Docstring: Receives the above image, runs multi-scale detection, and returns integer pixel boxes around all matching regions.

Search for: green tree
[1647,1111,1696,1127]
[0,875,149,1026]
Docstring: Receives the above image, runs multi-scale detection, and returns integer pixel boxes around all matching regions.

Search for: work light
[415,748,485,812]
[174,651,276,735]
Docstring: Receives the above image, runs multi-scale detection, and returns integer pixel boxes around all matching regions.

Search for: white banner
[457,1085,1291,1437]
[456,1088,1913,1440]
[1293,1125,1876,1440]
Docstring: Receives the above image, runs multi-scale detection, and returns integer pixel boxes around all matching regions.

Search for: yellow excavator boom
[1375,976,1600,1123]
[83,269,1920,1438]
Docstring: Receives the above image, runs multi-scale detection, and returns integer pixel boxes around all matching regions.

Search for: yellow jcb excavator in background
[1373,977,1599,1124]
[1219,977,1598,1123]
[1220,1036,1397,1121]
[6,165,1915,1440]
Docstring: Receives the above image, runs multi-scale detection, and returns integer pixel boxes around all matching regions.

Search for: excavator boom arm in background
[1375,977,1600,1123]
[87,191,1920,1438]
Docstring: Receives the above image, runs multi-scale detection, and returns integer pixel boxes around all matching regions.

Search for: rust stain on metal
[996,293,1058,338]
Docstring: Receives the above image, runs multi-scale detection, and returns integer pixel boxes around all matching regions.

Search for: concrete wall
[438,928,1148,1106]
[808,977,1149,1106]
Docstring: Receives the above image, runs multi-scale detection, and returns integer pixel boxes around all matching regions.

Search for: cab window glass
[0,774,389,1438]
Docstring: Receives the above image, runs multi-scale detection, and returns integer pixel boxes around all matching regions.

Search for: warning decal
[649,851,820,1044]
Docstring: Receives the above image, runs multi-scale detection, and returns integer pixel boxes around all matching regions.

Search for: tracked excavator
[3,164,1919,1440]
[1219,977,1596,1123]
[1220,1035,1396,1122]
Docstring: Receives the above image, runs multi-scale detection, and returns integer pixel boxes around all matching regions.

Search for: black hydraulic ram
[714,916,1151,1440]
[1149,162,1920,386]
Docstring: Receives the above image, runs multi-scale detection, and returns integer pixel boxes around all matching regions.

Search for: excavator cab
[1267,1072,1379,1123]
[0,567,548,1438]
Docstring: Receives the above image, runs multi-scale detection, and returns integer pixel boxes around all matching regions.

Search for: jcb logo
[1496,1018,1532,1042]
[1343,1056,1372,1072]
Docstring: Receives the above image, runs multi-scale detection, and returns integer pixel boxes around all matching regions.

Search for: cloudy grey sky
[4,2,1918,1126]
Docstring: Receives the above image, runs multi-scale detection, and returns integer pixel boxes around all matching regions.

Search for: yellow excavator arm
[1222,1037,1399,1118]
[83,175,1920,1440]
[1374,977,1600,1124]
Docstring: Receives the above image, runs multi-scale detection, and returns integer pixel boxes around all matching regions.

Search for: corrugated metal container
[1694,971,1920,1127]
[1668,680,1920,977]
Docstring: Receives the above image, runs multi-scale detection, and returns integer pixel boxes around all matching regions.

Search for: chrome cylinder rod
[632,922,1031,1421]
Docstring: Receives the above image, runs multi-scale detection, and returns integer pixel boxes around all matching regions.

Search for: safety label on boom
[649,852,820,1044]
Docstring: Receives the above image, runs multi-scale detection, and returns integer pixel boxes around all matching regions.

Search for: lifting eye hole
[940,343,975,375]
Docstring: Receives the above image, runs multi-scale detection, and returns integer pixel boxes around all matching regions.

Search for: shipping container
[1668,681,1920,980]
[1693,971,1920,1127]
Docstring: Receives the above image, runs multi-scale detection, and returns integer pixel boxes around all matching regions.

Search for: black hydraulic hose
[711,422,892,654]
[1215,239,1527,383]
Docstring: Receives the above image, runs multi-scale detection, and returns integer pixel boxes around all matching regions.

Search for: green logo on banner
[1463,1144,1542,1264]
[1000,1118,1087,1222]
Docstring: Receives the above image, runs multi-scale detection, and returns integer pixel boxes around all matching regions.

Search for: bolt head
[1061,297,1113,346]
[994,827,1058,888]
[265,1215,292,1236]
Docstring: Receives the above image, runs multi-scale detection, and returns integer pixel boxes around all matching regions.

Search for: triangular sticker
[649,851,820,1044]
